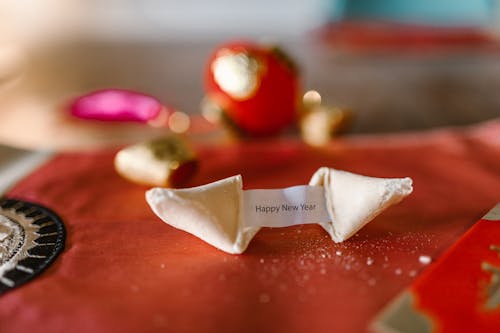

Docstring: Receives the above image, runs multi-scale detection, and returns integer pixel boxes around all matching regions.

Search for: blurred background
[2,0,499,42]
[1,0,500,149]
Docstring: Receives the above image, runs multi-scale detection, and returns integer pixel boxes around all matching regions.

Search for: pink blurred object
[69,89,169,124]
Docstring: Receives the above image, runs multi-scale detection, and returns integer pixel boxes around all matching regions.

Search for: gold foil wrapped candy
[114,136,197,187]
[300,90,352,147]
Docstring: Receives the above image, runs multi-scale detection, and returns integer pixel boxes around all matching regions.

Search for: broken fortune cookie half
[146,167,413,254]
[115,136,197,187]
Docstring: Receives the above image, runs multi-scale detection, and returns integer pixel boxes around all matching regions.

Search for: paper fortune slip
[146,167,413,254]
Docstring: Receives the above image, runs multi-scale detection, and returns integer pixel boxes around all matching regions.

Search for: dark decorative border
[0,198,66,295]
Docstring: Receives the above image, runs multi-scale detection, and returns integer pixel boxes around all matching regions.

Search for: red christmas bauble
[205,41,300,136]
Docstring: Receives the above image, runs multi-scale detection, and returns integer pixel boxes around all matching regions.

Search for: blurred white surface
[0,146,52,194]
[0,0,325,44]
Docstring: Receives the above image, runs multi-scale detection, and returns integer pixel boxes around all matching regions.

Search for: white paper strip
[243,185,330,228]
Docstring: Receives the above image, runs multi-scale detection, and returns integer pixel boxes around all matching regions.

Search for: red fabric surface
[1,120,500,333]
[317,22,500,54]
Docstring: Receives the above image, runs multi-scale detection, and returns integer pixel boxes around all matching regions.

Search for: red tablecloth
[1,120,500,333]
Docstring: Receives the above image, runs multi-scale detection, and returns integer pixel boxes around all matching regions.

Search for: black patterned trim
[0,198,66,295]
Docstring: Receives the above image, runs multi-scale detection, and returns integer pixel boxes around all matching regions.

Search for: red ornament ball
[205,41,300,136]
